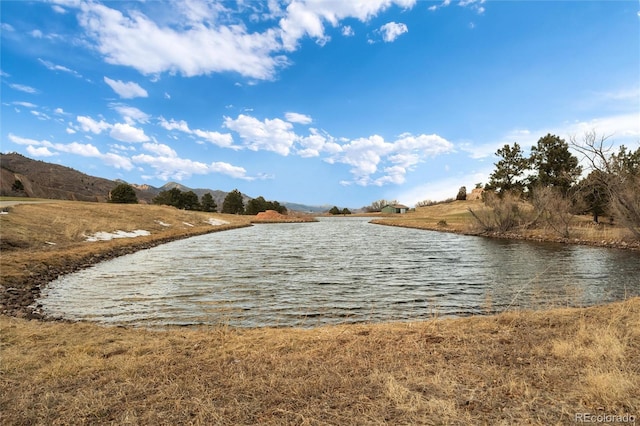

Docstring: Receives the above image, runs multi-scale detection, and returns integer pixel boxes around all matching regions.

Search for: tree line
[108,184,287,216]
[471,131,639,239]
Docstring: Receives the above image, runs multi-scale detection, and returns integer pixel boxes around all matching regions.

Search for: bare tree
[571,131,640,239]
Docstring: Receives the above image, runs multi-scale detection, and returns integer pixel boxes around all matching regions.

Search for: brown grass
[374,200,637,249]
[1,200,639,424]
[1,299,638,425]
[0,201,251,291]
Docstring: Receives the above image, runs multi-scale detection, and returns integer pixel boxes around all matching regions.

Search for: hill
[1,153,118,202]
[0,153,326,212]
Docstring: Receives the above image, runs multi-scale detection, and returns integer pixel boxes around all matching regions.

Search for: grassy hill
[1,152,119,202]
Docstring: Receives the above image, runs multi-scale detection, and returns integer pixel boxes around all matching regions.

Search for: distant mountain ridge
[0,152,330,212]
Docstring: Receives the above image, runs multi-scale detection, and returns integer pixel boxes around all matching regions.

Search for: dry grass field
[1,200,639,424]
[2,300,638,425]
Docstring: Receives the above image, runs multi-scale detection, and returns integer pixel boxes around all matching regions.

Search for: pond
[37,217,640,327]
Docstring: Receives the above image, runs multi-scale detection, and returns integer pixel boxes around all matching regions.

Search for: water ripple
[38,217,640,327]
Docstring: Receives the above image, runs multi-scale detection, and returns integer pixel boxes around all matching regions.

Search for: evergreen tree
[109,183,138,204]
[575,171,609,223]
[221,189,244,214]
[245,196,267,215]
[179,190,200,210]
[200,193,217,212]
[530,134,581,194]
[329,206,341,215]
[486,142,530,194]
[456,186,467,201]
[153,188,182,207]
[341,208,352,215]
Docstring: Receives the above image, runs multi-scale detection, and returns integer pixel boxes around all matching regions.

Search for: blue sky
[1,0,639,208]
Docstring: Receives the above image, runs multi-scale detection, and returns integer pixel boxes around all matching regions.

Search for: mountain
[0,153,326,212]
[282,202,335,213]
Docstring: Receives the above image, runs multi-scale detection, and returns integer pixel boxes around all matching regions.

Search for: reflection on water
[38,217,640,327]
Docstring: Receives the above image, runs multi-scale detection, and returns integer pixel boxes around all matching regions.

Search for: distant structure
[381,204,409,214]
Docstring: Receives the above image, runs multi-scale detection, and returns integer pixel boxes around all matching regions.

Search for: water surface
[38,217,639,327]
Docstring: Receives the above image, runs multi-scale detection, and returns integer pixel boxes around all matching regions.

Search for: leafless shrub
[468,191,526,233]
[530,186,576,238]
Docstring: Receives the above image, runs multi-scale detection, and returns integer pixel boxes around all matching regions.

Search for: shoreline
[1,223,252,320]
[370,219,640,251]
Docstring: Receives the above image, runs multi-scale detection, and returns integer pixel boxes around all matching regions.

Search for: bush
[109,183,138,204]
[468,191,526,233]
[530,186,576,238]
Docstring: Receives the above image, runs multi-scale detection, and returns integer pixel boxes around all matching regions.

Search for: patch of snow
[155,220,171,227]
[207,218,230,226]
[85,229,150,242]
[183,222,194,227]
[0,211,9,215]
[45,241,57,245]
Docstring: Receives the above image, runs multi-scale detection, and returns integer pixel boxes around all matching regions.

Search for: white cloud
[221,112,453,185]
[223,114,297,155]
[192,129,236,148]
[52,4,67,14]
[104,77,148,99]
[159,117,191,132]
[285,112,312,124]
[342,25,354,36]
[26,146,56,157]
[55,141,102,157]
[8,133,134,170]
[66,128,77,134]
[38,58,82,77]
[379,22,408,42]
[9,83,39,94]
[210,161,251,179]
[30,110,51,120]
[328,132,453,186]
[110,104,151,124]
[141,142,177,157]
[77,115,111,134]
[13,101,37,108]
[132,147,250,181]
[1,23,15,32]
[279,0,416,50]
[62,1,419,80]
[158,117,236,148]
[110,123,150,143]
[77,3,285,80]
[8,133,48,146]
[430,0,485,14]
[297,128,331,157]
[31,29,43,38]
